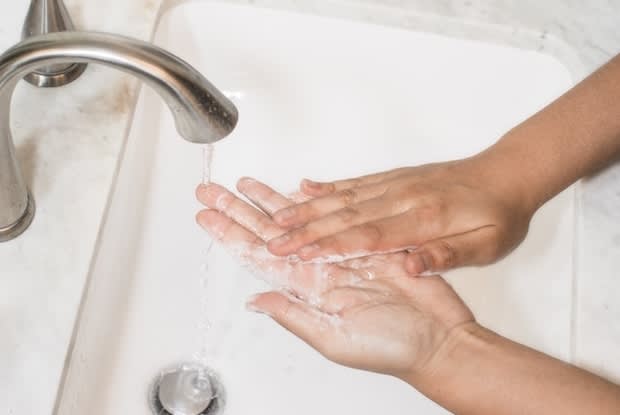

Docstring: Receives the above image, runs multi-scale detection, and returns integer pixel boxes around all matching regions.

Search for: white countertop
[1,0,618,414]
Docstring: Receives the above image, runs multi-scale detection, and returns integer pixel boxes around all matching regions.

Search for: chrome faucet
[22,0,88,87]
[0,32,238,242]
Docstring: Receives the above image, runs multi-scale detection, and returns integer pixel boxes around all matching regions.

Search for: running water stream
[195,144,216,364]
[202,144,214,184]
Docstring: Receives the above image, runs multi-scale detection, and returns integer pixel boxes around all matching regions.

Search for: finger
[197,183,284,241]
[268,196,406,256]
[197,196,337,301]
[285,214,422,261]
[405,226,500,275]
[236,177,293,216]
[287,191,312,204]
[196,209,262,249]
[340,252,411,279]
[246,291,336,352]
[265,261,329,304]
[272,183,387,228]
[323,263,378,288]
[300,168,407,197]
[195,210,324,299]
[261,262,370,305]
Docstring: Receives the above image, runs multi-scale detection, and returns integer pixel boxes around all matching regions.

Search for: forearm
[405,323,620,415]
[474,53,620,213]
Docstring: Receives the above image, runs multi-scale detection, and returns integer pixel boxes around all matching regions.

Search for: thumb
[406,226,501,275]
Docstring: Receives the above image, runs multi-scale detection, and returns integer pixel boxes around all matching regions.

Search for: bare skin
[196,179,620,415]
[268,161,532,275]
[196,179,473,375]
[266,53,620,275]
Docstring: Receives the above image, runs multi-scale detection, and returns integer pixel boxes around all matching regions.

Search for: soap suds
[220,242,354,311]
[306,246,417,264]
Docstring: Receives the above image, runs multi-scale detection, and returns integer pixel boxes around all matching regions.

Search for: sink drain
[149,363,225,415]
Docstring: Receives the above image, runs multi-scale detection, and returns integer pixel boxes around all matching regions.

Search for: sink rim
[52,1,581,414]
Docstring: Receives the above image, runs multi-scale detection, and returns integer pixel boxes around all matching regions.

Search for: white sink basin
[56,1,574,414]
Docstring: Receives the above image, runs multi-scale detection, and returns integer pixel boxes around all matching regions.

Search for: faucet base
[24,62,87,88]
[0,191,35,242]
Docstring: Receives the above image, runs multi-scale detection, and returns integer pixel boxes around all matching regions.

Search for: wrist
[401,321,487,385]
[399,322,500,412]
[402,318,620,415]
[467,135,546,218]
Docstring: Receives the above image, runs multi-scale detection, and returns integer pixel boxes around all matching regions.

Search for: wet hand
[196,178,474,377]
[266,160,534,275]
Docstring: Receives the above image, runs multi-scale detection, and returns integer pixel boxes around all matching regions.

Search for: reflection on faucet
[22,0,88,87]
[0,32,238,242]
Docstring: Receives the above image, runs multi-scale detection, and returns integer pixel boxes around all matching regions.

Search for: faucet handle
[22,0,87,87]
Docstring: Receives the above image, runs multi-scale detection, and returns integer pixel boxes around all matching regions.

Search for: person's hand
[196,178,475,377]
[266,159,536,275]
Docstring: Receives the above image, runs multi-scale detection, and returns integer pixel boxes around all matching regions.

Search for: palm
[196,178,473,376]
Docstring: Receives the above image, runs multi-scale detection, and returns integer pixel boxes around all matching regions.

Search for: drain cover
[150,363,225,415]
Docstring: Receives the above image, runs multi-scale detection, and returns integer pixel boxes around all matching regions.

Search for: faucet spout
[22,0,88,87]
[0,32,238,242]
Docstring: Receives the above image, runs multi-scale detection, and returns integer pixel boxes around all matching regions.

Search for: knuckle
[359,223,384,251]
[350,178,363,188]
[408,198,447,233]
[284,206,300,217]
[337,189,358,206]
[292,225,319,244]
[289,226,309,242]
[334,206,360,224]
[279,205,309,224]
[320,182,337,194]
[419,197,445,218]
[430,239,458,270]
[298,203,321,220]
[254,217,273,237]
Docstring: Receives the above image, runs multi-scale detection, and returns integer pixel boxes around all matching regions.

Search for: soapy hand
[266,159,535,275]
[196,178,474,376]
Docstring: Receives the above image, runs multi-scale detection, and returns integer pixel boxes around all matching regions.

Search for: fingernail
[196,209,210,223]
[237,177,256,190]
[197,183,219,200]
[302,179,321,189]
[196,183,208,199]
[269,234,291,247]
[407,252,432,276]
[245,301,262,312]
[246,303,268,315]
[274,208,296,223]
[420,252,434,273]
[246,295,270,315]
[298,244,320,258]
